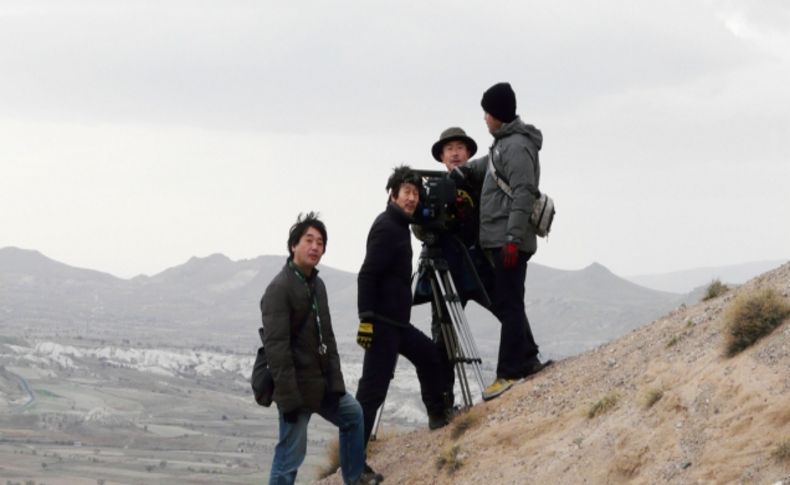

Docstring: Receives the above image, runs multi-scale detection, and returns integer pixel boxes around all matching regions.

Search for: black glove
[282,409,300,423]
[357,322,373,349]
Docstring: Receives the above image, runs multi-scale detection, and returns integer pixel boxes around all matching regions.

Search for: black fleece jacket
[357,202,414,327]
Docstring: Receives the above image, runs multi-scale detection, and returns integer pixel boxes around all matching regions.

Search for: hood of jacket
[493,116,543,151]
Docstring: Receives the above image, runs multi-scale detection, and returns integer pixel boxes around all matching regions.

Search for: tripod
[370,241,487,440]
[417,244,485,408]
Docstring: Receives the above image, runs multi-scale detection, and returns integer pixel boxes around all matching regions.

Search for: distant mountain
[0,246,119,282]
[0,247,358,350]
[1,247,685,358]
[625,259,787,293]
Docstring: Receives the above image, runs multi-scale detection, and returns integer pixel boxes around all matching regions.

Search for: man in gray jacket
[261,213,375,485]
[463,82,551,401]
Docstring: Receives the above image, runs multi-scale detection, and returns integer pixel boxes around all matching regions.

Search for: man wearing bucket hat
[460,82,552,401]
[418,127,496,410]
[430,127,482,247]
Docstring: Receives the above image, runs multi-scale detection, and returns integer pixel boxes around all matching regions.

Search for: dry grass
[703,279,729,301]
[450,408,482,440]
[319,431,397,479]
[435,444,463,474]
[772,438,790,464]
[317,438,340,479]
[643,388,664,409]
[666,334,683,348]
[588,392,620,419]
[724,288,790,357]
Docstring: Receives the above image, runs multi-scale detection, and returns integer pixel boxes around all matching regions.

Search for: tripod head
[414,234,491,310]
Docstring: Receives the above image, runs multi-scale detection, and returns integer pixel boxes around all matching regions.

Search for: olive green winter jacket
[260,261,345,413]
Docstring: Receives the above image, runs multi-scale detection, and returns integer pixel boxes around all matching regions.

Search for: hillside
[319,263,790,484]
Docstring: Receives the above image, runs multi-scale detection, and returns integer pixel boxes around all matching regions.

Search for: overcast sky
[1,0,788,278]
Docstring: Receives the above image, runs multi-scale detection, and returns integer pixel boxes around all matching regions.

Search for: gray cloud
[1,0,788,277]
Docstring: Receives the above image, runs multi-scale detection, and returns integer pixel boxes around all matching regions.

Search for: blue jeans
[269,393,364,485]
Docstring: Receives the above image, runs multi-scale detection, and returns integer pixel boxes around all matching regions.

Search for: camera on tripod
[412,170,459,244]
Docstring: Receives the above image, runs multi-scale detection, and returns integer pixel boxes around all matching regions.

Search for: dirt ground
[318,263,790,484]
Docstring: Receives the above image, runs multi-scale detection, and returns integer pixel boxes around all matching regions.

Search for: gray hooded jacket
[466,117,543,254]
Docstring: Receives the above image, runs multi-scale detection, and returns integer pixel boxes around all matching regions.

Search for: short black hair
[386,164,421,197]
[287,212,327,258]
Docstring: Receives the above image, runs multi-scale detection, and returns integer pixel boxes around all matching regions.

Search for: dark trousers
[355,322,446,448]
[489,248,539,379]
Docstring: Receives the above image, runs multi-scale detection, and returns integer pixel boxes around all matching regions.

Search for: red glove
[502,242,519,269]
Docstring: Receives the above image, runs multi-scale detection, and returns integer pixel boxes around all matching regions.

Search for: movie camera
[412,169,462,241]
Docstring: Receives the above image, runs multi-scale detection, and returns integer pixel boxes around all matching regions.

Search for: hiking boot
[351,475,382,485]
[360,462,383,483]
[428,412,450,430]
[522,357,554,379]
[350,476,382,485]
[482,377,515,401]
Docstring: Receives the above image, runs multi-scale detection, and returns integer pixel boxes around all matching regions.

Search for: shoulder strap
[488,156,513,199]
[487,144,541,200]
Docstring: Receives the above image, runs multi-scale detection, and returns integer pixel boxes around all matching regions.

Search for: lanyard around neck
[288,261,327,355]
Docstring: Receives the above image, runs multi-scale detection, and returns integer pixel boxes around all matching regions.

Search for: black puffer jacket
[260,261,345,413]
[358,202,414,327]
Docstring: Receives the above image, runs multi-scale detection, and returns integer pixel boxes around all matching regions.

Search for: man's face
[440,140,470,172]
[391,182,420,216]
[484,112,503,134]
[291,226,325,271]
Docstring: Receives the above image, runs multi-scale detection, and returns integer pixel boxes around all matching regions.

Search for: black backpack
[251,318,309,407]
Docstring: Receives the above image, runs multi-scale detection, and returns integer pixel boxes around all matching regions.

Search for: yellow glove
[356,322,373,349]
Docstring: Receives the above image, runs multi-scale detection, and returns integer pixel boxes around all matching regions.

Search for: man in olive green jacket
[261,212,373,485]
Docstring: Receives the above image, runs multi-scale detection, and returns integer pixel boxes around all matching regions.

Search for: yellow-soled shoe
[482,378,515,401]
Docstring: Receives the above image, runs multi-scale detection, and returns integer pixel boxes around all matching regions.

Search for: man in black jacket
[416,126,494,410]
[355,166,450,455]
[262,213,373,485]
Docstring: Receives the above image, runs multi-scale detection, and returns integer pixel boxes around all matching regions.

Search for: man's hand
[502,242,519,269]
[323,390,344,413]
[283,409,300,423]
[449,166,466,183]
[356,322,374,349]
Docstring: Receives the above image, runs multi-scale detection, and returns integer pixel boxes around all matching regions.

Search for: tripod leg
[369,352,398,441]
[432,267,479,406]
[426,265,473,409]
[416,254,486,405]
[436,269,486,397]
[370,395,385,441]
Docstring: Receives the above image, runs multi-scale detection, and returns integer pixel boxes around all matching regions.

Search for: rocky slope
[319,263,790,484]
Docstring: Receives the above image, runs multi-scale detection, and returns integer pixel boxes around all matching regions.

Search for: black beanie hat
[481,82,517,123]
